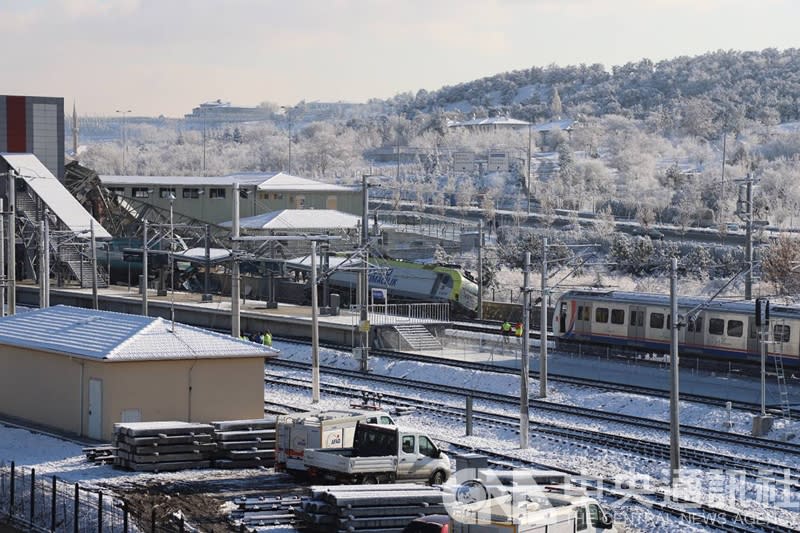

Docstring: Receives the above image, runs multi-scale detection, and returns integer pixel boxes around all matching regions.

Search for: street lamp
[115,109,132,174]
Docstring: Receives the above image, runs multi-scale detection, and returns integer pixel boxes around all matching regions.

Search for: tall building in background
[0,95,65,179]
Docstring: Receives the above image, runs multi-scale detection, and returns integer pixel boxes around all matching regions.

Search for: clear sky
[1,0,798,118]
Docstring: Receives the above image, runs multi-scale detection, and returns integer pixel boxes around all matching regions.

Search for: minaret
[71,100,79,157]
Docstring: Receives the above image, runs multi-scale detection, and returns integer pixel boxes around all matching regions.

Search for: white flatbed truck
[275,409,395,473]
[303,422,451,485]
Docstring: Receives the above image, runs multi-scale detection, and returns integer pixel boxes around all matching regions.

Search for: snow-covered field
[1,340,798,532]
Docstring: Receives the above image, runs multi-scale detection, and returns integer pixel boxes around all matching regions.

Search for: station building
[0,306,277,441]
[99,172,362,225]
[0,95,64,179]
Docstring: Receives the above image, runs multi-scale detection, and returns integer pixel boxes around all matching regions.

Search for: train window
[688,316,703,333]
[774,324,791,342]
[577,306,590,321]
[709,318,725,335]
[649,313,664,329]
[629,310,644,327]
[667,314,671,329]
[749,322,757,339]
[595,307,609,323]
[611,309,625,325]
[727,320,744,337]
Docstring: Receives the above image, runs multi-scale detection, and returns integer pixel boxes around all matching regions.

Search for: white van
[275,409,395,473]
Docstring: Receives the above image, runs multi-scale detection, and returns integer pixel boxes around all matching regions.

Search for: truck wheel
[362,475,378,485]
[429,470,447,485]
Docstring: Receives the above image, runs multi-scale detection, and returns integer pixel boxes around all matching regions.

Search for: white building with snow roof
[0,306,277,440]
[99,171,361,225]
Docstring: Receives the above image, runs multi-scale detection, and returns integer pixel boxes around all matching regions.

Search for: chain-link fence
[0,461,193,533]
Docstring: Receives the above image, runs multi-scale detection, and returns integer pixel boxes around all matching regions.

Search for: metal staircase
[14,185,108,288]
[393,324,442,351]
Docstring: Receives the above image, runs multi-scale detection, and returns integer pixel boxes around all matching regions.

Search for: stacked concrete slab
[212,417,277,469]
[296,484,446,532]
[230,494,302,529]
[113,421,217,472]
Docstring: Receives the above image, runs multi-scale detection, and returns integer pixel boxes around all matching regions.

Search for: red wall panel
[6,95,27,152]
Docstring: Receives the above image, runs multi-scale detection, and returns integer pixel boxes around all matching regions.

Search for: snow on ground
[273,341,800,531]
[2,339,798,533]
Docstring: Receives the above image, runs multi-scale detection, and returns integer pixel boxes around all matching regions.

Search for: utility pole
[231,183,241,338]
[539,237,549,398]
[527,122,532,214]
[142,219,148,316]
[311,240,320,403]
[669,257,681,486]
[744,176,754,300]
[359,174,370,372]
[169,193,176,332]
[202,224,212,302]
[520,251,531,449]
[7,171,15,315]
[90,219,98,310]
[0,199,4,317]
[39,220,47,309]
[43,209,49,308]
[477,220,483,320]
[39,221,44,309]
[720,132,727,223]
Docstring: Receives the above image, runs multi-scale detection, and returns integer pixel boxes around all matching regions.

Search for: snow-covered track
[288,337,767,412]
[266,373,800,493]
[267,358,800,457]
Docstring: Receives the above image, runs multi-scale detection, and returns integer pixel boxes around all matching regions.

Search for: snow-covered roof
[449,116,531,128]
[1,153,112,239]
[100,172,354,192]
[0,305,277,361]
[531,118,575,132]
[220,209,360,230]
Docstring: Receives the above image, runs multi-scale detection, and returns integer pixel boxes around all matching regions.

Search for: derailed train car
[286,255,479,319]
[552,290,800,367]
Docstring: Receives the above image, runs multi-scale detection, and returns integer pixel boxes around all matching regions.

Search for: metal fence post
[466,396,474,436]
[9,462,14,516]
[51,476,57,532]
[179,514,184,532]
[73,483,79,533]
[123,501,129,533]
[97,491,103,533]
[30,468,35,527]
[151,507,156,533]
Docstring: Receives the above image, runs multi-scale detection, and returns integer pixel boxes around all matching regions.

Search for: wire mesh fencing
[0,461,193,533]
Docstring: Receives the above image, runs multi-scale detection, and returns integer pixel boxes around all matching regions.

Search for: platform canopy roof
[220,209,360,230]
[1,153,112,239]
[100,171,354,192]
[0,305,277,361]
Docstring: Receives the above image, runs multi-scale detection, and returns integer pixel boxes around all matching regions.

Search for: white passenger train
[552,290,800,367]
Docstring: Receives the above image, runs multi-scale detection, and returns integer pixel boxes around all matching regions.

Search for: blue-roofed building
[0,305,277,440]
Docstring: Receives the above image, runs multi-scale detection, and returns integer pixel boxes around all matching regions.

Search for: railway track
[281,336,776,413]
[267,357,800,457]
[266,372,800,492]
[264,379,796,533]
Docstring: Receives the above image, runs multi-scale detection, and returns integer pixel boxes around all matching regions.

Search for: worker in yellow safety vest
[262,330,272,347]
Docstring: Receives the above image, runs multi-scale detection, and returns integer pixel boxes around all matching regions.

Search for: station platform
[13,282,799,409]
